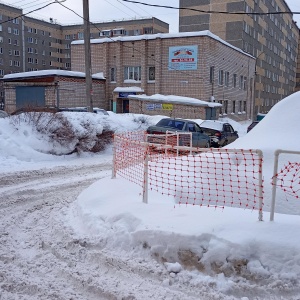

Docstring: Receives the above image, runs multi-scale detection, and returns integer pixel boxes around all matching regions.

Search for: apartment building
[179,0,299,116]
[0,2,169,108]
[71,31,256,120]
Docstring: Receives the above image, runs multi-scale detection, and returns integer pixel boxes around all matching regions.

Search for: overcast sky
[2,0,300,32]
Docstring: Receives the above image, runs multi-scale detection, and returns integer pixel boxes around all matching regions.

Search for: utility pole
[83,0,93,112]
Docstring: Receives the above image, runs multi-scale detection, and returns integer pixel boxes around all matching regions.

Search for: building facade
[71,31,256,120]
[179,0,299,116]
[2,70,106,113]
[0,2,169,108]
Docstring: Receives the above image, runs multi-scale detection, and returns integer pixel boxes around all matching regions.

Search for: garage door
[16,86,45,109]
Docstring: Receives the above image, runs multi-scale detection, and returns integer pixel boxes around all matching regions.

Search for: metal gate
[16,86,45,108]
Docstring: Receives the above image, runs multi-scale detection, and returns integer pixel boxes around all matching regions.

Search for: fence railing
[112,131,264,221]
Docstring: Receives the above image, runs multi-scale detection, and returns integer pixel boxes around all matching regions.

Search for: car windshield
[156,119,184,129]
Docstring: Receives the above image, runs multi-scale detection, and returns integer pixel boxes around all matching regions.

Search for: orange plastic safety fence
[114,132,264,210]
[272,162,300,199]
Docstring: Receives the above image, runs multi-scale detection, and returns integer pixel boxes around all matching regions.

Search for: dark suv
[199,120,239,147]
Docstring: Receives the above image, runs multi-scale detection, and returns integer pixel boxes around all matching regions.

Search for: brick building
[0,2,169,109]
[71,31,256,120]
[179,0,299,116]
[2,70,105,113]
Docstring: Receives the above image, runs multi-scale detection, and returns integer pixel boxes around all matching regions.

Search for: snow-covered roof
[128,94,222,108]
[72,30,254,59]
[2,70,106,80]
[114,86,144,93]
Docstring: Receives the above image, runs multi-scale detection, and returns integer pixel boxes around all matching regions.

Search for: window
[28,37,33,43]
[65,44,70,49]
[0,69,4,76]
[0,58,3,65]
[233,74,237,87]
[8,38,11,44]
[42,60,46,66]
[218,70,224,85]
[14,50,20,56]
[243,101,247,112]
[13,28,19,35]
[65,34,70,40]
[239,75,243,89]
[8,27,11,34]
[14,39,19,46]
[14,60,20,67]
[65,62,71,68]
[209,66,214,83]
[0,37,2,43]
[110,67,116,82]
[232,101,236,114]
[223,100,228,114]
[0,25,2,32]
[28,47,33,53]
[28,57,34,63]
[100,30,111,37]
[243,77,247,90]
[148,66,155,81]
[225,71,229,86]
[124,66,141,81]
[239,100,242,112]
[134,29,140,35]
[78,32,84,39]
[41,30,45,36]
[143,27,153,34]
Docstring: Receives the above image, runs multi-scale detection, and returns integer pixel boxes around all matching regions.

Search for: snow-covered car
[199,120,239,147]
[146,118,211,148]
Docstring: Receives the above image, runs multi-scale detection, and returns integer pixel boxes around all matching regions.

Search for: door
[122,99,129,113]
[16,86,45,109]
[205,107,217,120]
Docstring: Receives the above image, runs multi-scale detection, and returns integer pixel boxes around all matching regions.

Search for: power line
[0,0,63,25]
[121,0,300,15]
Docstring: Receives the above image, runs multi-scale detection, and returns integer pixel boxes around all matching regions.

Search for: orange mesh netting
[113,131,264,211]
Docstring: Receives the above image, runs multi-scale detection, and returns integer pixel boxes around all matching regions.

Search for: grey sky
[2,0,300,32]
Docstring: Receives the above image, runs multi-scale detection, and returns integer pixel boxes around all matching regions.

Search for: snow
[129,93,222,107]
[1,92,300,298]
[114,86,144,92]
[2,69,105,80]
[72,30,255,59]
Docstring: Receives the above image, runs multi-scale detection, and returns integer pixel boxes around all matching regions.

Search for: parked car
[0,110,9,118]
[247,121,259,133]
[146,118,211,148]
[199,120,239,147]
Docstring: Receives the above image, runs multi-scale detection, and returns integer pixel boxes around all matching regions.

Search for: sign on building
[168,45,198,71]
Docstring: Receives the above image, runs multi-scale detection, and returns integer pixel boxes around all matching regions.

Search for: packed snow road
[0,162,226,300]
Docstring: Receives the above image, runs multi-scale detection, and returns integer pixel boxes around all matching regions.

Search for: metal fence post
[112,135,117,179]
[143,152,149,204]
[270,149,281,221]
[257,150,264,221]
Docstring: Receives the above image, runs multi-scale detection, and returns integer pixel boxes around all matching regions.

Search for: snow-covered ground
[1,92,300,299]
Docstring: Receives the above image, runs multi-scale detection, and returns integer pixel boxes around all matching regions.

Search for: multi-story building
[179,0,299,116]
[0,2,169,108]
[71,31,256,120]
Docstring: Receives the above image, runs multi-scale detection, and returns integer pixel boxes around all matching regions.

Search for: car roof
[200,120,227,131]
[160,117,196,123]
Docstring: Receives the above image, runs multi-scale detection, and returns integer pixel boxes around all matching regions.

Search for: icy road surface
[0,163,230,300]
